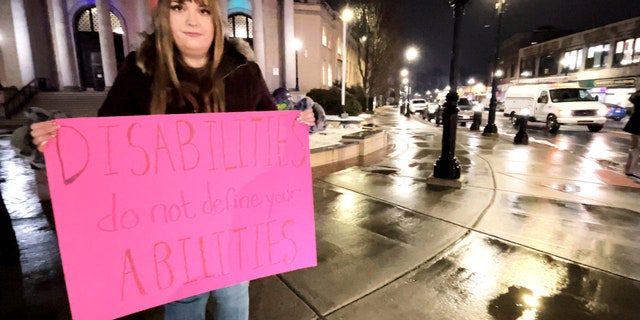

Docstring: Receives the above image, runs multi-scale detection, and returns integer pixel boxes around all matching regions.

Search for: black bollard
[514,114,529,145]
[433,91,462,179]
[470,110,482,131]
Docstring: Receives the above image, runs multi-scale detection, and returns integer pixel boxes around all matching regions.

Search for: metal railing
[1,78,41,119]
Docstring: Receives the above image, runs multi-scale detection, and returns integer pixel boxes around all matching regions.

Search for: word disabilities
[43,111,317,320]
[53,111,308,185]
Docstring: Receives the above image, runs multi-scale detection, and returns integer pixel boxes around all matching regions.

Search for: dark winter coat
[98,38,276,116]
[623,90,640,135]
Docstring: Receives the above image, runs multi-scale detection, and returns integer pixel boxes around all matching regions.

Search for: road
[443,111,632,172]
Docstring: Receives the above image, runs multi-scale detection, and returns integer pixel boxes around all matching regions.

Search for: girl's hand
[30,121,60,152]
[296,108,316,126]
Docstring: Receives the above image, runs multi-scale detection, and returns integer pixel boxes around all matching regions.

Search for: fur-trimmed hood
[216,37,257,79]
[135,35,256,78]
[98,35,275,116]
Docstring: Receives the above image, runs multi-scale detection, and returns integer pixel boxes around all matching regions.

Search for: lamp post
[404,47,419,116]
[482,0,505,137]
[400,68,409,107]
[293,38,302,92]
[431,0,470,183]
[405,47,419,98]
[341,7,354,108]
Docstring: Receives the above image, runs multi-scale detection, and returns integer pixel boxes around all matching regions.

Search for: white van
[503,83,607,133]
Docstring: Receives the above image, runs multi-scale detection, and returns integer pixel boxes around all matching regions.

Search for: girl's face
[169,0,214,68]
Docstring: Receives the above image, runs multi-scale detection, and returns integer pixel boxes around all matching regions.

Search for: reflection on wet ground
[0,137,69,319]
[2,108,640,319]
[328,232,640,320]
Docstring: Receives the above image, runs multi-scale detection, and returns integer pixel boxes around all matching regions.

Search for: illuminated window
[228,14,253,46]
[322,64,326,86]
[613,38,637,66]
[327,65,332,86]
[634,37,640,63]
[337,38,342,55]
[585,44,610,69]
[539,54,559,76]
[519,58,535,77]
[561,49,583,72]
[76,7,123,34]
[321,26,327,47]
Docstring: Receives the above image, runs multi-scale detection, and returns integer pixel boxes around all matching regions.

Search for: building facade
[499,17,640,106]
[0,0,362,96]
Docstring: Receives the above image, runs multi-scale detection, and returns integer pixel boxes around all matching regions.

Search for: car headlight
[597,106,607,116]
[558,109,572,117]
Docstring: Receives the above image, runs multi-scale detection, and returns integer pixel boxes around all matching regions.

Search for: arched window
[76,7,123,34]
[74,6,125,89]
[228,14,253,47]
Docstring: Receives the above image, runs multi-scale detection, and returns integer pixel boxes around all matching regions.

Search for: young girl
[30,0,314,319]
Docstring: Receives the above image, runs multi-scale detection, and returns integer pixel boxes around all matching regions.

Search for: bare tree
[348,0,401,111]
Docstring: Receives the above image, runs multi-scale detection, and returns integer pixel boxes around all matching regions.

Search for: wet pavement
[1,106,640,319]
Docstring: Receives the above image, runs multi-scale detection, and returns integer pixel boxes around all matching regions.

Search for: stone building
[498,16,640,105]
[0,0,362,95]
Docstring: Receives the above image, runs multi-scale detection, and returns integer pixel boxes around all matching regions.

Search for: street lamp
[482,0,506,137]
[405,46,418,62]
[403,46,419,115]
[400,76,409,114]
[293,38,302,92]
[341,7,354,108]
[430,0,470,185]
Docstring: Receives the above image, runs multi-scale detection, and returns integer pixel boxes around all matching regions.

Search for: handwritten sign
[44,111,317,320]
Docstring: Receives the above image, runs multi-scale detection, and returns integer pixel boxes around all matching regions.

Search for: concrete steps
[0,91,107,129]
[27,91,107,118]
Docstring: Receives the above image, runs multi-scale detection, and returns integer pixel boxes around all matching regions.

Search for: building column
[10,0,35,86]
[252,0,266,73]
[219,0,228,27]
[95,0,118,87]
[133,0,152,49]
[47,0,78,89]
[283,0,295,90]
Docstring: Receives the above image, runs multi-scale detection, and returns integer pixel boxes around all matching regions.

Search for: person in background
[624,89,640,177]
[29,0,315,319]
[272,87,327,133]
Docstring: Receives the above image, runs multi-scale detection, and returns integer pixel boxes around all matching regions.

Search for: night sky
[328,0,640,92]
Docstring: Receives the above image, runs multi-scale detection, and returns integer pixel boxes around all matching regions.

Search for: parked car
[603,102,627,121]
[457,98,474,126]
[422,101,441,123]
[408,98,428,113]
[479,99,505,112]
[424,98,477,126]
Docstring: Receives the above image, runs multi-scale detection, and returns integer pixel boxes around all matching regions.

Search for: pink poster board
[44,111,317,320]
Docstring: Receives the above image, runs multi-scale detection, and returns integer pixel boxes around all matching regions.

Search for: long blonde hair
[139,0,226,114]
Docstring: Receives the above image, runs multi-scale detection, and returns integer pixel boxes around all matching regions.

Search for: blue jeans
[164,282,249,320]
